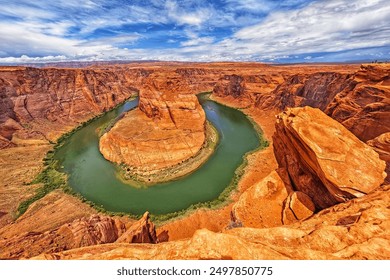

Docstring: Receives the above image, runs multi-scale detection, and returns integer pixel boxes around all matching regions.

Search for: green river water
[54,94,261,215]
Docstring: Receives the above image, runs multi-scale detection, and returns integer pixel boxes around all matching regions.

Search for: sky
[0,0,389,63]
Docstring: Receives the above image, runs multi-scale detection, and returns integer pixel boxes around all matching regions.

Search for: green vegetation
[17,156,66,217]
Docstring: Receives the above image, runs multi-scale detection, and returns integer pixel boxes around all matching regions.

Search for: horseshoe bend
[0,62,389,260]
[98,73,213,184]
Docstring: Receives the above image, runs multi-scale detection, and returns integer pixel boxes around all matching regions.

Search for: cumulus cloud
[231,0,390,57]
[0,0,389,63]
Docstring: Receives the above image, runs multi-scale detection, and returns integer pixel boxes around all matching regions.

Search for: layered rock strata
[367,132,390,184]
[232,106,386,229]
[99,71,208,182]
[0,66,146,148]
[0,211,158,260]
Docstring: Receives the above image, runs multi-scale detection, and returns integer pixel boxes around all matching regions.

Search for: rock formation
[0,62,389,260]
[273,106,386,209]
[99,71,206,177]
[0,66,146,147]
[116,212,158,243]
[325,64,390,142]
[34,185,390,260]
[0,212,158,259]
[367,132,390,184]
[231,171,289,228]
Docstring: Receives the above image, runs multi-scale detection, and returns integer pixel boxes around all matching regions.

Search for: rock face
[367,132,390,184]
[325,64,390,142]
[257,72,354,110]
[0,66,145,147]
[34,185,390,260]
[0,214,125,259]
[99,71,206,173]
[116,212,158,244]
[0,212,158,259]
[252,64,390,143]
[273,106,386,210]
[282,191,316,225]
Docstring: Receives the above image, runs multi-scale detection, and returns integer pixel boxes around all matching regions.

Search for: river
[54,94,261,216]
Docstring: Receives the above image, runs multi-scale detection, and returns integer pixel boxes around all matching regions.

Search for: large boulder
[273,106,386,210]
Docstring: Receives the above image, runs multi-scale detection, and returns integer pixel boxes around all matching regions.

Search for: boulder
[273,106,387,210]
[231,171,288,228]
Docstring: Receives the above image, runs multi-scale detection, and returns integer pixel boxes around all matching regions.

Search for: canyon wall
[0,210,159,259]
[0,66,147,148]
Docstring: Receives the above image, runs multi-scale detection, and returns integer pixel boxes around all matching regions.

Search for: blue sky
[0,0,389,63]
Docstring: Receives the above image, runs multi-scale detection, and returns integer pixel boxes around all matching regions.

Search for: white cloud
[165,0,212,26]
[181,36,214,47]
[228,0,390,57]
[0,55,68,63]
[0,0,389,63]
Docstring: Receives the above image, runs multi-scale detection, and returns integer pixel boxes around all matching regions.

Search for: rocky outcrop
[34,185,390,260]
[213,75,245,99]
[282,191,316,225]
[231,171,289,228]
[273,106,386,210]
[256,72,353,110]
[0,214,125,259]
[116,212,157,243]
[0,212,159,259]
[253,64,390,143]
[367,132,390,184]
[99,71,207,177]
[0,66,145,145]
[326,64,390,141]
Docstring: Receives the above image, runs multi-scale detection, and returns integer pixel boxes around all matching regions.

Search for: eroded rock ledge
[232,106,386,229]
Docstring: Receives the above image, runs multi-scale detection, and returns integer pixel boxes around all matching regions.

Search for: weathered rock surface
[273,106,386,210]
[231,171,289,228]
[0,214,125,259]
[0,211,159,259]
[0,66,148,145]
[282,191,316,225]
[326,64,390,141]
[116,212,157,244]
[251,64,390,143]
[367,132,390,184]
[33,185,390,260]
[99,71,206,172]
